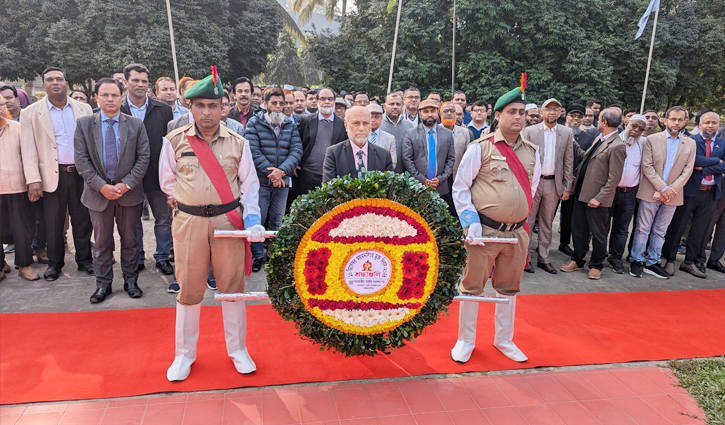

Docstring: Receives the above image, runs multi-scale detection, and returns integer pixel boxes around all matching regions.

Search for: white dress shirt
[618,141,642,188]
[541,125,557,176]
[350,141,368,169]
[46,97,77,164]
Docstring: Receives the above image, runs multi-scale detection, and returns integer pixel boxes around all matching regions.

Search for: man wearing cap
[605,115,647,274]
[559,104,597,257]
[334,98,348,119]
[366,103,397,168]
[450,79,540,364]
[402,99,456,209]
[525,104,540,127]
[521,98,573,274]
[322,106,393,183]
[561,108,626,280]
[159,69,266,381]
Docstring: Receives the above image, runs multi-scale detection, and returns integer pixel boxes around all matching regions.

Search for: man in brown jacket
[561,108,626,279]
[628,106,695,278]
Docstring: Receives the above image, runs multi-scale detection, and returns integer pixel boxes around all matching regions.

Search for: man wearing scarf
[450,77,541,364]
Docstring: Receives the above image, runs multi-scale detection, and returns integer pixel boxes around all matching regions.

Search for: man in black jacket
[286,87,347,211]
[120,63,174,275]
[245,87,303,272]
[227,77,255,128]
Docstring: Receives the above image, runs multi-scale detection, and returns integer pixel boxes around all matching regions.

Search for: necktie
[370,132,378,146]
[427,130,437,179]
[105,119,118,181]
[356,150,366,178]
[705,139,713,181]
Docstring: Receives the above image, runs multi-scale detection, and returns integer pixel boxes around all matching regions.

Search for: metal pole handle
[214,292,508,304]
[213,230,517,244]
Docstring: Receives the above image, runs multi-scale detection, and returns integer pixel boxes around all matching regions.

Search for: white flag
[636,0,661,39]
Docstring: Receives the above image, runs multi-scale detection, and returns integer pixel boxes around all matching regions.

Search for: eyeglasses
[527,114,540,119]
[568,113,583,119]
[318,97,335,102]
[630,124,645,131]
[267,101,285,106]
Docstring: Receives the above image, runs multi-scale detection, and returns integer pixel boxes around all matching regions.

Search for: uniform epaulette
[166,123,193,142]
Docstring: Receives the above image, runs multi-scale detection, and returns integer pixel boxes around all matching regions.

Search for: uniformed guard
[450,74,541,363]
[159,67,266,381]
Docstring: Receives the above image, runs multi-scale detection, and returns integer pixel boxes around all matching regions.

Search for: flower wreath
[267,171,465,356]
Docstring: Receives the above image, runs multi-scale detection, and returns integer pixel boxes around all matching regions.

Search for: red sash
[186,130,252,276]
[491,137,534,234]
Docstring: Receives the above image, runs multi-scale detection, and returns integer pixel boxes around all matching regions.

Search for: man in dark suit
[287,87,347,210]
[322,106,393,183]
[119,64,174,275]
[74,78,150,303]
[402,99,456,210]
[662,111,725,278]
[561,108,626,280]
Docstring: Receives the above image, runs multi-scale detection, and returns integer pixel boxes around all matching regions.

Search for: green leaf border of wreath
[266,171,466,356]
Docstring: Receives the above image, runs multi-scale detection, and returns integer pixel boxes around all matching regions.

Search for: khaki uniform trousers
[172,209,246,305]
[459,226,529,296]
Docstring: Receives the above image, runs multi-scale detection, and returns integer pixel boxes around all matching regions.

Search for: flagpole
[387,0,403,94]
[451,0,456,98]
[640,8,659,114]
[165,0,180,88]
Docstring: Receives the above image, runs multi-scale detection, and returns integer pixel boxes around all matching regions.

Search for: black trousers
[286,169,323,213]
[572,200,611,270]
[559,197,575,247]
[608,190,638,260]
[706,196,725,265]
[662,189,717,265]
[89,200,140,289]
[0,193,33,267]
[30,197,46,250]
[43,170,93,269]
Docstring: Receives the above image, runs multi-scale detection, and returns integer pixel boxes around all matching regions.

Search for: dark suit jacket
[297,112,348,167]
[228,105,255,126]
[684,134,725,200]
[401,124,456,195]
[74,112,150,212]
[322,140,394,183]
[120,97,172,193]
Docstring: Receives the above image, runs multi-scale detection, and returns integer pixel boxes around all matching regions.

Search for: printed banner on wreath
[294,198,439,335]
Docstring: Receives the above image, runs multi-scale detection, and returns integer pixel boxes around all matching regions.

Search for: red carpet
[2,289,724,405]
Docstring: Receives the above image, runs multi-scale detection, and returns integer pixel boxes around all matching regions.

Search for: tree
[265,30,306,86]
[307,0,714,112]
[0,0,284,89]
[293,0,348,27]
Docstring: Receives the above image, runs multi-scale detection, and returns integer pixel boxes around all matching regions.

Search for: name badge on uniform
[491,155,506,161]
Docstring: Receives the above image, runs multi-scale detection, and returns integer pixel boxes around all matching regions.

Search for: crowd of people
[1,63,724,302]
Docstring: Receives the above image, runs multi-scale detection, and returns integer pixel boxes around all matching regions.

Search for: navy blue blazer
[683,134,725,200]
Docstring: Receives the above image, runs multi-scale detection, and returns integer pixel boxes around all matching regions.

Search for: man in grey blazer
[74,79,150,303]
[402,99,456,211]
[323,106,394,183]
[521,99,574,274]
[561,108,626,280]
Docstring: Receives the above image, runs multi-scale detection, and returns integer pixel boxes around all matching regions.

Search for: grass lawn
[670,357,725,425]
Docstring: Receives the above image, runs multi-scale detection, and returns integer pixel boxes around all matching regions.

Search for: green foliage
[266,171,466,356]
[0,0,283,87]
[669,358,725,424]
[264,30,306,87]
[308,0,721,112]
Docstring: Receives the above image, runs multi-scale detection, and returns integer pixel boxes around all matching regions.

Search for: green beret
[184,74,223,100]
[493,86,526,113]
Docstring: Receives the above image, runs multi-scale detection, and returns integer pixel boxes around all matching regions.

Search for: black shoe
[537,262,557,274]
[524,261,535,273]
[696,263,706,274]
[77,263,95,275]
[558,244,574,257]
[252,257,263,273]
[90,287,111,303]
[156,260,174,275]
[167,281,180,293]
[137,263,145,271]
[608,257,625,274]
[44,266,61,281]
[124,278,143,298]
[533,223,539,234]
[629,261,643,278]
[142,208,150,221]
[707,261,725,274]
[644,263,669,279]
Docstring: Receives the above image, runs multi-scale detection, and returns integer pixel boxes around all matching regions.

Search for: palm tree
[292,0,347,27]
[269,0,307,43]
